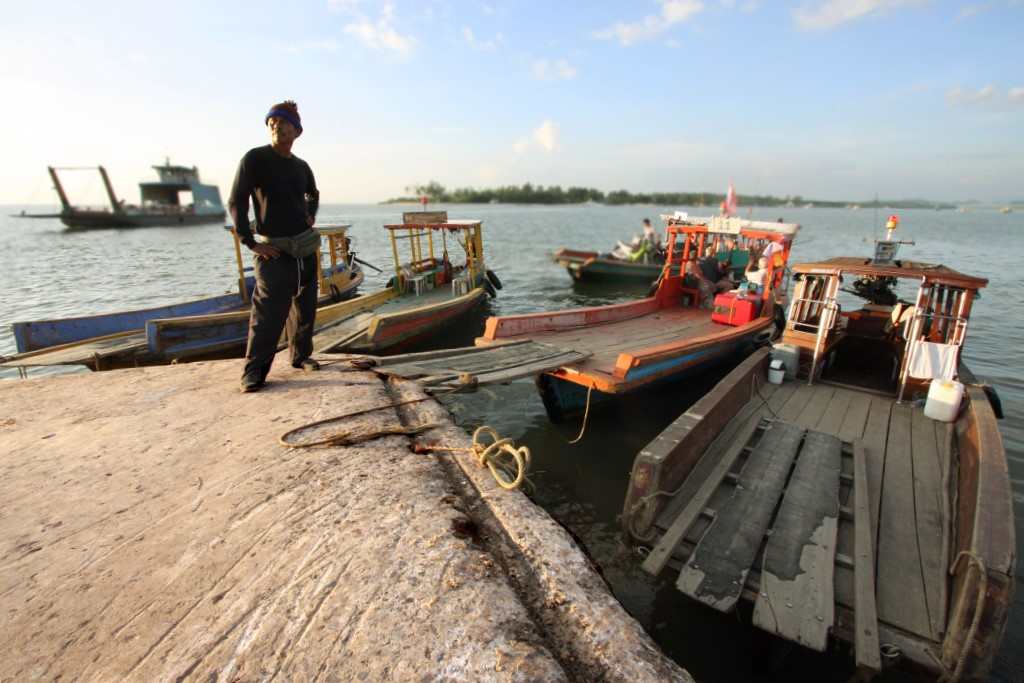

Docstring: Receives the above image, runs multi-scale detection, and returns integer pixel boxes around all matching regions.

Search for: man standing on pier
[229,100,321,393]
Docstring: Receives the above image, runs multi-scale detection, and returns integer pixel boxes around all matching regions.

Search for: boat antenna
[872,192,879,240]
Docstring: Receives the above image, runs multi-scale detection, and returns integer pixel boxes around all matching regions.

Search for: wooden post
[231,229,249,303]
[390,229,401,292]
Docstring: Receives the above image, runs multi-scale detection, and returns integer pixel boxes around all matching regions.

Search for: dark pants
[242,253,318,382]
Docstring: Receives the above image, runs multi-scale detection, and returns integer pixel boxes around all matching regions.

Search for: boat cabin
[138,160,224,216]
[654,215,799,312]
[781,256,987,401]
[384,211,489,297]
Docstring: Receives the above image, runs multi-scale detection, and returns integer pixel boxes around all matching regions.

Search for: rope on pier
[933,550,988,683]
[416,426,532,491]
[277,384,530,490]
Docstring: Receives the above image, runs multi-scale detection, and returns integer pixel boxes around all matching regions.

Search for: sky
[1,0,1022,204]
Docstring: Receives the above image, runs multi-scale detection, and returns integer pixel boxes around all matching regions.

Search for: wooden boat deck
[643,378,952,663]
[524,308,718,378]
[0,330,149,369]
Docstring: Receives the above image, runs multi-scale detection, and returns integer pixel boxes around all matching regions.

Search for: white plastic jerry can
[924,379,965,422]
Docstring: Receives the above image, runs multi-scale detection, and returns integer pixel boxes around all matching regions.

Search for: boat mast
[47,167,72,211]
[97,166,122,213]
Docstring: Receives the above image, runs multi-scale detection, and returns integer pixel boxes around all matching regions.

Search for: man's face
[267,116,298,146]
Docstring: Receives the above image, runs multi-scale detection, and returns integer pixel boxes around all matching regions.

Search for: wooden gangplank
[752,430,841,651]
[347,340,590,388]
[675,421,804,612]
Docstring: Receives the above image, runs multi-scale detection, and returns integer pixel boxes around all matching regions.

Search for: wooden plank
[655,380,794,530]
[875,402,933,639]
[911,406,947,639]
[752,430,840,651]
[642,416,763,576]
[814,387,854,437]
[776,384,817,423]
[837,391,872,444]
[859,396,890,554]
[852,441,882,673]
[793,385,836,430]
[676,422,804,612]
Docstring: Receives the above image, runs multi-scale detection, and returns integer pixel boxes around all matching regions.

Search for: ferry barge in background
[20,160,225,229]
[624,223,1013,681]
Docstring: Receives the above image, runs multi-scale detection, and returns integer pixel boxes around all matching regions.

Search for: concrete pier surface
[0,357,690,682]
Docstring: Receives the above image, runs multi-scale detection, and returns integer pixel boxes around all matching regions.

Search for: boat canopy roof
[661,215,800,238]
[383,219,482,230]
[315,224,351,236]
[792,256,988,289]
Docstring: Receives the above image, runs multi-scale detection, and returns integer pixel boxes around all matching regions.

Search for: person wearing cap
[229,100,321,393]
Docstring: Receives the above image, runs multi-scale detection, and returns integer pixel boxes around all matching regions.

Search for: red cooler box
[712,292,761,326]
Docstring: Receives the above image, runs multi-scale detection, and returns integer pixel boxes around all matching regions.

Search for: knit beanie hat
[265,100,302,135]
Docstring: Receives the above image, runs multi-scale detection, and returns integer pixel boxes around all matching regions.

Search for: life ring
[482,278,498,298]
[485,269,503,290]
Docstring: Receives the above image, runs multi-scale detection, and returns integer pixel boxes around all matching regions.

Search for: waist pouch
[255,228,321,258]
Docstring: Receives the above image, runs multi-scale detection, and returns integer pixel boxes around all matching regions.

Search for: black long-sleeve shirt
[228,145,319,248]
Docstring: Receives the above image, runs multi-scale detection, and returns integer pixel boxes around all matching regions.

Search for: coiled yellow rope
[417,426,532,490]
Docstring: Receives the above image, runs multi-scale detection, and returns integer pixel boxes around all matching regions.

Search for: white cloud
[793,0,923,31]
[594,0,704,46]
[462,26,503,51]
[341,1,415,55]
[513,121,560,155]
[946,84,997,105]
[1006,87,1024,103]
[532,58,578,81]
[956,3,992,20]
[534,121,559,152]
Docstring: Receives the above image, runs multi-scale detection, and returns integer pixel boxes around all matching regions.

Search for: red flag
[722,181,738,217]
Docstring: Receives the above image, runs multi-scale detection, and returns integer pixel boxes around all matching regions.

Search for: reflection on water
[2,204,1022,680]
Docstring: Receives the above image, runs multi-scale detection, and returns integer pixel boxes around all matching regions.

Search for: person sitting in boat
[743,256,769,294]
[686,259,716,309]
[639,218,663,262]
[698,247,734,293]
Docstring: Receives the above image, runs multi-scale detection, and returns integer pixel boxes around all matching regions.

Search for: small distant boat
[18,160,225,229]
[1,227,362,371]
[1001,206,1013,214]
[551,247,663,284]
[481,215,800,421]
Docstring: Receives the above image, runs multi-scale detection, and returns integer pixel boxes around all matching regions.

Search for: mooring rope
[935,550,988,683]
[416,426,532,491]
[568,384,594,444]
[277,383,530,490]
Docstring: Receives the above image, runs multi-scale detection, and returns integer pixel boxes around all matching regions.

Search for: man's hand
[251,243,281,260]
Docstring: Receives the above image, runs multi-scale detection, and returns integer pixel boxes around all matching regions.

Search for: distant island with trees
[385,181,958,210]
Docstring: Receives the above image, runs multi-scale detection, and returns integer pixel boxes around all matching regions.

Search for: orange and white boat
[477,215,800,421]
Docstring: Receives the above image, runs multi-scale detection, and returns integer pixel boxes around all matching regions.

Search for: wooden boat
[18,161,225,229]
[1,226,362,371]
[311,211,501,355]
[623,231,1013,680]
[552,247,663,284]
[479,216,800,421]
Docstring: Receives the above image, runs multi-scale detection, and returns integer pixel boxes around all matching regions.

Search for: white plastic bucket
[771,343,800,379]
[924,379,964,422]
[768,359,786,385]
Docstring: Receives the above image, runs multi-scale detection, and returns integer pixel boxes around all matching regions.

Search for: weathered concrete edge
[391,378,693,683]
